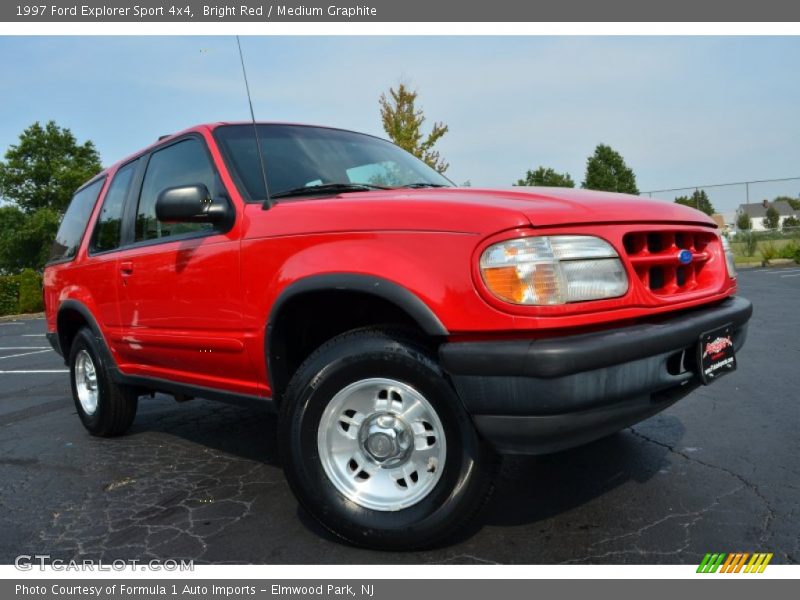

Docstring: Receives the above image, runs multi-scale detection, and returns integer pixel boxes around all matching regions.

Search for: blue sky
[1,36,798,216]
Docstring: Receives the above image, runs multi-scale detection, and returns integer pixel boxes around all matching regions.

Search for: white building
[735,199,800,232]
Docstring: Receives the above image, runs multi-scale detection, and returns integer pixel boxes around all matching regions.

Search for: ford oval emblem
[678,249,693,265]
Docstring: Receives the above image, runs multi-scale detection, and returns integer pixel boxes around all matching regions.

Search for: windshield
[214,124,452,201]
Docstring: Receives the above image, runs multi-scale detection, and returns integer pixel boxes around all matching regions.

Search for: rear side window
[135,138,215,241]
[91,159,139,253]
[49,178,105,263]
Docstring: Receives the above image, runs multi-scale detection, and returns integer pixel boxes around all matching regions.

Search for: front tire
[279,328,497,550]
[69,327,138,437]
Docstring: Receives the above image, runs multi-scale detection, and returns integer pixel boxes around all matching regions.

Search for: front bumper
[440,295,752,454]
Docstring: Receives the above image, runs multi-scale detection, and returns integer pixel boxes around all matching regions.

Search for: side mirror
[155,184,232,227]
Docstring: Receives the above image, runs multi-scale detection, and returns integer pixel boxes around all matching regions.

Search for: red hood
[466,187,716,228]
[246,186,716,238]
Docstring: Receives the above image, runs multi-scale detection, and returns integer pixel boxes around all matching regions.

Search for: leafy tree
[0,206,27,274]
[674,189,715,216]
[736,212,752,231]
[0,206,60,272]
[379,84,449,173]
[764,205,780,230]
[581,144,638,194]
[0,121,100,275]
[514,167,575,188]
[773,196,800,211]
[783,215,800,230]
[0,121,101,214]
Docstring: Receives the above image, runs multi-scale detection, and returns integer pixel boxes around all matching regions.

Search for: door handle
[120,261,134,275]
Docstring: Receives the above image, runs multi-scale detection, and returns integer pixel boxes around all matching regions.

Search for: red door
[112,136,258,397]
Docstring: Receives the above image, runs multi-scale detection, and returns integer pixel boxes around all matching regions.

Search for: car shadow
[129,395,282,467]
[130,394,685,550]
[481,417,684,528]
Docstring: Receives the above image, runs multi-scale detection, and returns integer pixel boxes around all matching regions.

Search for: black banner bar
[3,579,797,600]
[2,0,800,22]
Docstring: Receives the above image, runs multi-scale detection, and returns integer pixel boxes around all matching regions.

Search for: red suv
[44,123,752,550]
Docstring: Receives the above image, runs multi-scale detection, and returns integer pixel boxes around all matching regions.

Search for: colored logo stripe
[727,553,748,573]
[697,552,773,573]
[744,553,773,573]
[697,553,726,573]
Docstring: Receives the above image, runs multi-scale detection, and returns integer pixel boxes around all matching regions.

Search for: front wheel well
[267,290,441,401]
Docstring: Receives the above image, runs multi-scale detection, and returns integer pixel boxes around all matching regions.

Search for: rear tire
[279,328,497,550]
[69,327,138,437]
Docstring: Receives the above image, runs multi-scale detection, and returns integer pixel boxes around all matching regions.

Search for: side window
[49,178,105,262]
[135,138,216,242]
[91,159,139,253]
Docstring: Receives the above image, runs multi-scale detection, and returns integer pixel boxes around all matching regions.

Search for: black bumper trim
[440,296,752,379]
[472,382,700,455]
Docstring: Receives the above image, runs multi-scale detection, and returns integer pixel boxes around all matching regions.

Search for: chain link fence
[641,177,800,227]
[642,177,800,265]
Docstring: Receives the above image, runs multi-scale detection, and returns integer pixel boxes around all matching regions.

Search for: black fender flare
[56,299,115,367]
[265,273,449,396]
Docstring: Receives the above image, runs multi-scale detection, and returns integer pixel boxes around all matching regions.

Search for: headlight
[479,235,628,305]
[720,234,737,279]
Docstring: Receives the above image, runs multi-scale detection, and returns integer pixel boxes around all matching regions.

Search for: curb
[0,312,45,322]
[736,259,798,270]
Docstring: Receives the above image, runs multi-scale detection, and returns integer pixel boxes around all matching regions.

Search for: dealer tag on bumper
[698,323,737,384]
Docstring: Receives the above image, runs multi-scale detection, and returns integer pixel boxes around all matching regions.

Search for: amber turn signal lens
[482,266,526,303]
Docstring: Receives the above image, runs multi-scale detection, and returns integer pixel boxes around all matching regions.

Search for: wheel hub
[317,378,447,512]
[359,412,412,467]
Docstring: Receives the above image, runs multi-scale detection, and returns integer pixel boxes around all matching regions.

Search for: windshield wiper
[398,183,449,189]
[271,182,390,199]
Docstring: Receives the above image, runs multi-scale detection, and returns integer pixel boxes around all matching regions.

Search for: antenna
[235,35,272,209]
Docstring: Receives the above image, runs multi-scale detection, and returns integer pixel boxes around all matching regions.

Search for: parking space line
[780,273,800,278]
[0,370,68,374]
[0,322,24,326]
[0,347,49,350]
[22,334,46,337]
[765,269,800,274]
[0,349,52,360]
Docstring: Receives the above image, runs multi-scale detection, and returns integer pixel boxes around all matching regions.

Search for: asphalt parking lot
[0,268,798,565]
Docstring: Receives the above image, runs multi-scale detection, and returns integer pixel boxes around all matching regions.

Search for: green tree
[0,121,100,274]
[736,212,752,231]
[379,83,449,173]
[773,196,800,211]
[581,144,638,194]
[764,205,780,230]
[0,207,60,272]
[674,189,716,216]
[0,206,27,274]
[0,121,101,214]
[514,166,575,188]
[783,215,800,230]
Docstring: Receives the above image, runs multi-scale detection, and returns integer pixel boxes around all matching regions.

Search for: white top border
[1,22,800,35]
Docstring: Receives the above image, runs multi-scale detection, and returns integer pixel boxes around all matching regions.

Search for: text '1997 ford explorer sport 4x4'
[44,123,752,550]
